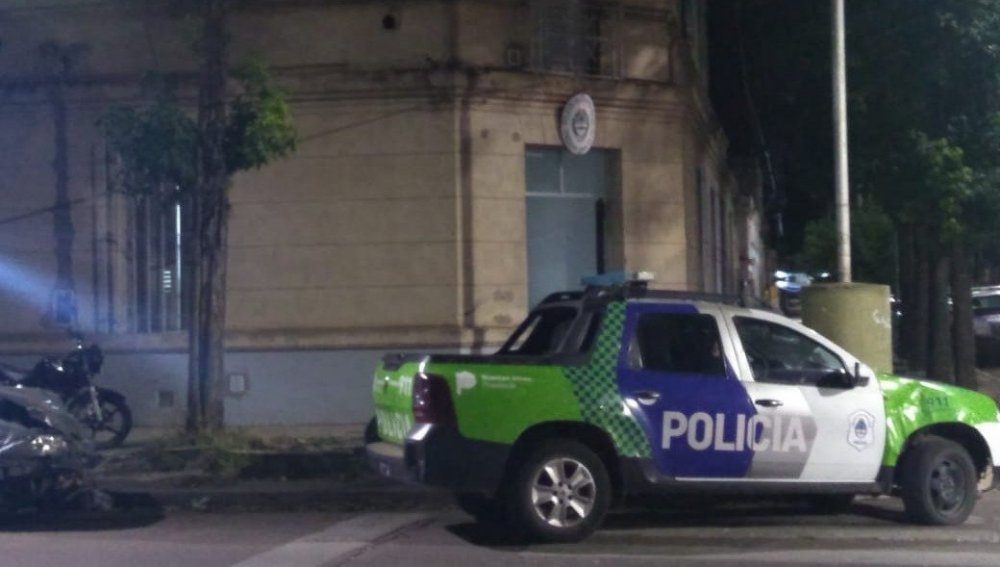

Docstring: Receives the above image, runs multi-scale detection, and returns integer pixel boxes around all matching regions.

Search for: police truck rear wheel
[507,439,610,543]
[901,437,977,525]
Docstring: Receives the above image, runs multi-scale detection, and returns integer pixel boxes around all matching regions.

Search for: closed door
[726,313,886,482]
[616,303,757,479]
[525,146,615,307]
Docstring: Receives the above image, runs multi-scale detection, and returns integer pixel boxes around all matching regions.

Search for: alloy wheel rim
[929,459,966,514]
[530,457,597,528]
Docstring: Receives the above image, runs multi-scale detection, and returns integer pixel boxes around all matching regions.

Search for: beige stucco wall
[0,0,751,353]
[228,99,460,332]
[0,92,114,336]
[0,0,452,76]
[458,74,691,334]
[0,0,462,346]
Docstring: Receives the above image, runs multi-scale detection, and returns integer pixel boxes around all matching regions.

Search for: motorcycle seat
[0,363,30,383]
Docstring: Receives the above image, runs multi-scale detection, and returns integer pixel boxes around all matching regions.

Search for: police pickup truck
[366,277,1000,542]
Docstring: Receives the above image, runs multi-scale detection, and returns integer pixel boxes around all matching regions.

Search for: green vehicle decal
[372,360,421,444]
[422,363,581,444]
[371,301,650,456]
[879,373,1000,466]
[563,301,649,458]
[372,358,586,446]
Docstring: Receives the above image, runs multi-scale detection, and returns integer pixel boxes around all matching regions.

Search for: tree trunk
[186,189,203,433]
[951,241,977,389]
[927,251,953,382]
[187,0,229,432]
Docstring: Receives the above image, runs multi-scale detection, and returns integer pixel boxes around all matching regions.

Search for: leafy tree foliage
[800,202,894,285]
[102,65,295,191]
[225,57,298,173]
[710,0,1000,385]
[101,83,198,191]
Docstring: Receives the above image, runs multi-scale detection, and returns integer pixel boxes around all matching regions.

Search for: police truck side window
[733,317,846,386]
[501,306,578,356]
[632,313,725,376]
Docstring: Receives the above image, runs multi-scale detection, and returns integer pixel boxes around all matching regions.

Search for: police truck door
[617,302,758,479]
[724,311,886,483]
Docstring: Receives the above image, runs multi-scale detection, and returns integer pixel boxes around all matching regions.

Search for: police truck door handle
[634,391,660,405]
[755,399,783,408]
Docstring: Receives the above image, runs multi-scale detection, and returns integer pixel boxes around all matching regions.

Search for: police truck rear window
[501,306,578,356]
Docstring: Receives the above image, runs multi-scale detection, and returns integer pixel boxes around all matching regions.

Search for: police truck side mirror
[836,361,868,388]
[852,361,869,387]
[817,367,856,389]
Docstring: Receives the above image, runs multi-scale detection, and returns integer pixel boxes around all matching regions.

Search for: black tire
[454,492,504,525]
[809,493,854,514]
[70,390,133,449]
[505,439,611,543]
[364,417,380,444]
[900,437,977,525]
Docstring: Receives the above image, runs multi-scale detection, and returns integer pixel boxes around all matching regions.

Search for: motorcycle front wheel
[69,389,133,449]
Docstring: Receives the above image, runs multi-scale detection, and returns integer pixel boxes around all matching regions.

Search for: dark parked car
[973,286,1000,365]
[0,385,101,510]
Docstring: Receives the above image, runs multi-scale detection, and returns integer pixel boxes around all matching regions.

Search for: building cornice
[0,64,688,115]
[0,325,511,355]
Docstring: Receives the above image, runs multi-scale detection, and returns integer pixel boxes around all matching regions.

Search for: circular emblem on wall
[560,93,596,155]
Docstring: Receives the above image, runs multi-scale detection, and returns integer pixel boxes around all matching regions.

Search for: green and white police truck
[366,277,1000,542]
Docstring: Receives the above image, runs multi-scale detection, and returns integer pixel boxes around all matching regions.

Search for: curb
[96,478,453,513]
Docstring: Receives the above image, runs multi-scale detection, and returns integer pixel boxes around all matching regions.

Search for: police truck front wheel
[506,439,611,543]
[900,437,977,525]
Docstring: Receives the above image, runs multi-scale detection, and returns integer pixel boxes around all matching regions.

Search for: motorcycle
[0,337,132,449]
[0,384,105,510]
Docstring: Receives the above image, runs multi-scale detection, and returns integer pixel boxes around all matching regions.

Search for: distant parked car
[973,286,1000,365]
[773,270,813,317]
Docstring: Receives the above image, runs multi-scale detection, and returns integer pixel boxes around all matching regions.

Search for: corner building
[0,0,765,427]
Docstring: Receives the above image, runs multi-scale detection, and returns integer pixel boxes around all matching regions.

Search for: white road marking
[230,513,427,567]
[686,549,1000,566]
[522,548,1000,567]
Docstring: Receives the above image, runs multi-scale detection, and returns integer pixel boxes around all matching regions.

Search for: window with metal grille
[128,187,188,332]
[528,0,621,77]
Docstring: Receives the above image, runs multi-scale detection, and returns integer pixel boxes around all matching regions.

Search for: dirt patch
[95,430,373,485]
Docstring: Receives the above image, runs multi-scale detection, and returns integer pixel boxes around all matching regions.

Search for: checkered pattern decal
[565,301,651,458]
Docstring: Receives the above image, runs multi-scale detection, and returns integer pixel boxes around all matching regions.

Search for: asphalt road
[3,493,1000,567]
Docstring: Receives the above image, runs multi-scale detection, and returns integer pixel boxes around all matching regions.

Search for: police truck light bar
[581,271,655,287]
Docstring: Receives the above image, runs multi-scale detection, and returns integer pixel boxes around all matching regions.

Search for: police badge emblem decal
[848,410,875,451]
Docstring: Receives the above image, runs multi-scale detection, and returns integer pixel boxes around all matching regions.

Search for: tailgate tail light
[412,373,457,427]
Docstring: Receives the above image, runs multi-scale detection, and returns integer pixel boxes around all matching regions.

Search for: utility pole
[832,0,851,282]
[804,0,891,373]
[832,0,851,283]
